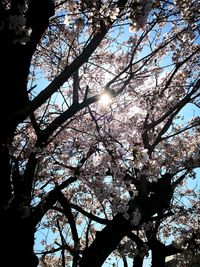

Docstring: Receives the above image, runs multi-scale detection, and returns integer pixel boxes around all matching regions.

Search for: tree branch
[57,192,79,246]
[31,176,77,227]
[7,18,112,123]
[70,203,109,225]
[73,70,79,104]
[56,219,66,267]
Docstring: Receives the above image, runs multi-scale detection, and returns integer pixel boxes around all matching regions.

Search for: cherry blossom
[0,1,200,267]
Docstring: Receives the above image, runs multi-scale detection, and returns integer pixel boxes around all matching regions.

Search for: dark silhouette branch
[53,204,109,225]
[32,176,77,227]
[73,70,79,104]
[57,192,79,246]
[70,203,109,225]
[56,219,66,267]
[79,213,132,267]
[6,14,112,123]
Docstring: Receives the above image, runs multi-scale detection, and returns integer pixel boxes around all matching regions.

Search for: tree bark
[151,240,166,267]
[133,255,144,267]
[149,238,182,267]
[1,210,37,267]
[79,213,132,267]
[0,0,55,212]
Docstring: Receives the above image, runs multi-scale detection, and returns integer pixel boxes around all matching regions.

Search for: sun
[99,92,112,106]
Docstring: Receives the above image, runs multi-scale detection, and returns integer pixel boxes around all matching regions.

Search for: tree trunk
[150,239,166,267]
[148,236,182,267]
[133,255,144,267]
[0,3,54,266]
[79,214,132,267]
[1,210,37,267]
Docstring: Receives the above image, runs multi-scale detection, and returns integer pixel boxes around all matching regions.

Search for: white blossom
[64,14,71,26]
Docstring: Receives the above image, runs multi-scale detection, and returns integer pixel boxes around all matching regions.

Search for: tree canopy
[0,1,200,267]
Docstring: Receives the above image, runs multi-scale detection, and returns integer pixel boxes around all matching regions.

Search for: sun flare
[100,93,112,106]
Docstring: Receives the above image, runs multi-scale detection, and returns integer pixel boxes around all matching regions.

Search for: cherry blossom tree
[0,0,200,267]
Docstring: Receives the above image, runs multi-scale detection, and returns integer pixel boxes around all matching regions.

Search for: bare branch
[72,70,79,104]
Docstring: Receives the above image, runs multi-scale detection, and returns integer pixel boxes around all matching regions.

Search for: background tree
[0,0,200,267]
